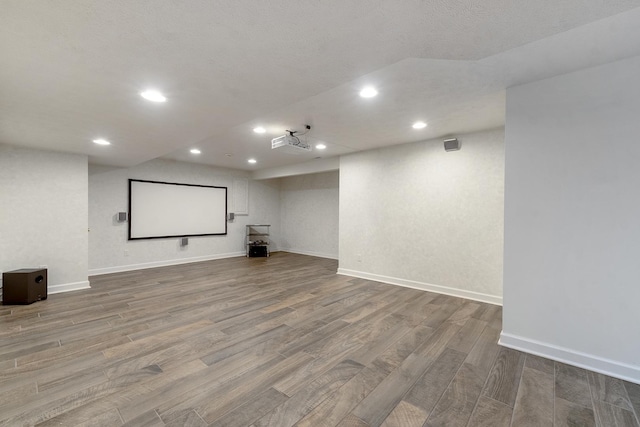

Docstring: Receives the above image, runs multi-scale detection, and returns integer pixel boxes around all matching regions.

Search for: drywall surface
[339,128,505,304]
[0,144,89,292]
[502,54,640,382]
[279,171,339,259]
[253,157,339,180]
[88,159,280,274]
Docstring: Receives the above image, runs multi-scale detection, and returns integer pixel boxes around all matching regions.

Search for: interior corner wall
[279,171,339,259]
[338,128,505,305]
[501,54,640,383]
[88,158,281,275]
[0,144,89,293]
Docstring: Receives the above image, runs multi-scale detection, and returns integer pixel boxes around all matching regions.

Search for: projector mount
[286,125,311,141]
[287,124,311,135]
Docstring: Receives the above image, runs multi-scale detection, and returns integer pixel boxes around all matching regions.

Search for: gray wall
[338,128,505,304]
[279,171,339,259]
[502,54,640,383]
[0,144,89,293]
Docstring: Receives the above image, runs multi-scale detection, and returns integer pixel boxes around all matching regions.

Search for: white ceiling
[2,1,640,171]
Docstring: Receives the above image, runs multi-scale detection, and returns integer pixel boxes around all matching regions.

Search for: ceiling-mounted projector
[271,127,312,154]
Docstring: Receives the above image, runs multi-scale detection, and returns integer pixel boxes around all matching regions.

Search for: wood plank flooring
[1,252,639,426]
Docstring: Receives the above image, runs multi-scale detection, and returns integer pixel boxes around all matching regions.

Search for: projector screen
[128,179,227,240]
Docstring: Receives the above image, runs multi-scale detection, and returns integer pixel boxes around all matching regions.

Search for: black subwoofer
[2,268,48,305]
[248,246,268,257]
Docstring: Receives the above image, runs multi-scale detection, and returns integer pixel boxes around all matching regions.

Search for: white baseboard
[336,268,502,306]
[49,280,91,295]
[499,332,640,384]
[280,248,338,260]
[89,252,245,276]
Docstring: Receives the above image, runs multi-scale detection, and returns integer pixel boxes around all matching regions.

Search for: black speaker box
[248,246,268,257]
[2,268,48,305]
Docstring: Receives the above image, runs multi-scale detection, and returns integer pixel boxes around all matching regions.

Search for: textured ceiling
[2,1,640,171]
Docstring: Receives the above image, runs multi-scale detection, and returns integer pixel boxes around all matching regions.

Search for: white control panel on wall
[232,178,249,215]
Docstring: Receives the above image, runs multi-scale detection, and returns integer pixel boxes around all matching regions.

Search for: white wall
[253,157,339,180]
[338,128,505,304]
[0,144,89,293]
[88,159,281,274]
[501,55,640,383]
[279,171,339,259]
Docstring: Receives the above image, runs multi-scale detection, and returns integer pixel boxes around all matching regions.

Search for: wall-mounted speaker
[444,138,460,152]
[228,212,235,221]
[117,212,127,222]
[180,237,189,246]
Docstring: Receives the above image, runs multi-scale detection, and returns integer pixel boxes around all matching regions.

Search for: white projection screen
[128,179,227,240]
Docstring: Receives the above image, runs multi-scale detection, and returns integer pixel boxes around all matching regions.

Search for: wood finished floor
[1,252,639,427]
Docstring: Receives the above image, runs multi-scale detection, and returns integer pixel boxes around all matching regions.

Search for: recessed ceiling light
[190,148,201,154]
[412,121,428,129]
[225,153,232,157]
[140,90,167,103]
[92,138,111,146]
[253,126,266,134]
[359,86,378,98]
[248,158,257,164]
[315,144,327,150]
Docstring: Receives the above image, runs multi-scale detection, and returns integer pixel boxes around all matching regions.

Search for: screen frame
[128,178,228,240]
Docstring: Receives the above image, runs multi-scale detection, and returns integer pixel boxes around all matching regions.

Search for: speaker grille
[444,138,460,151]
